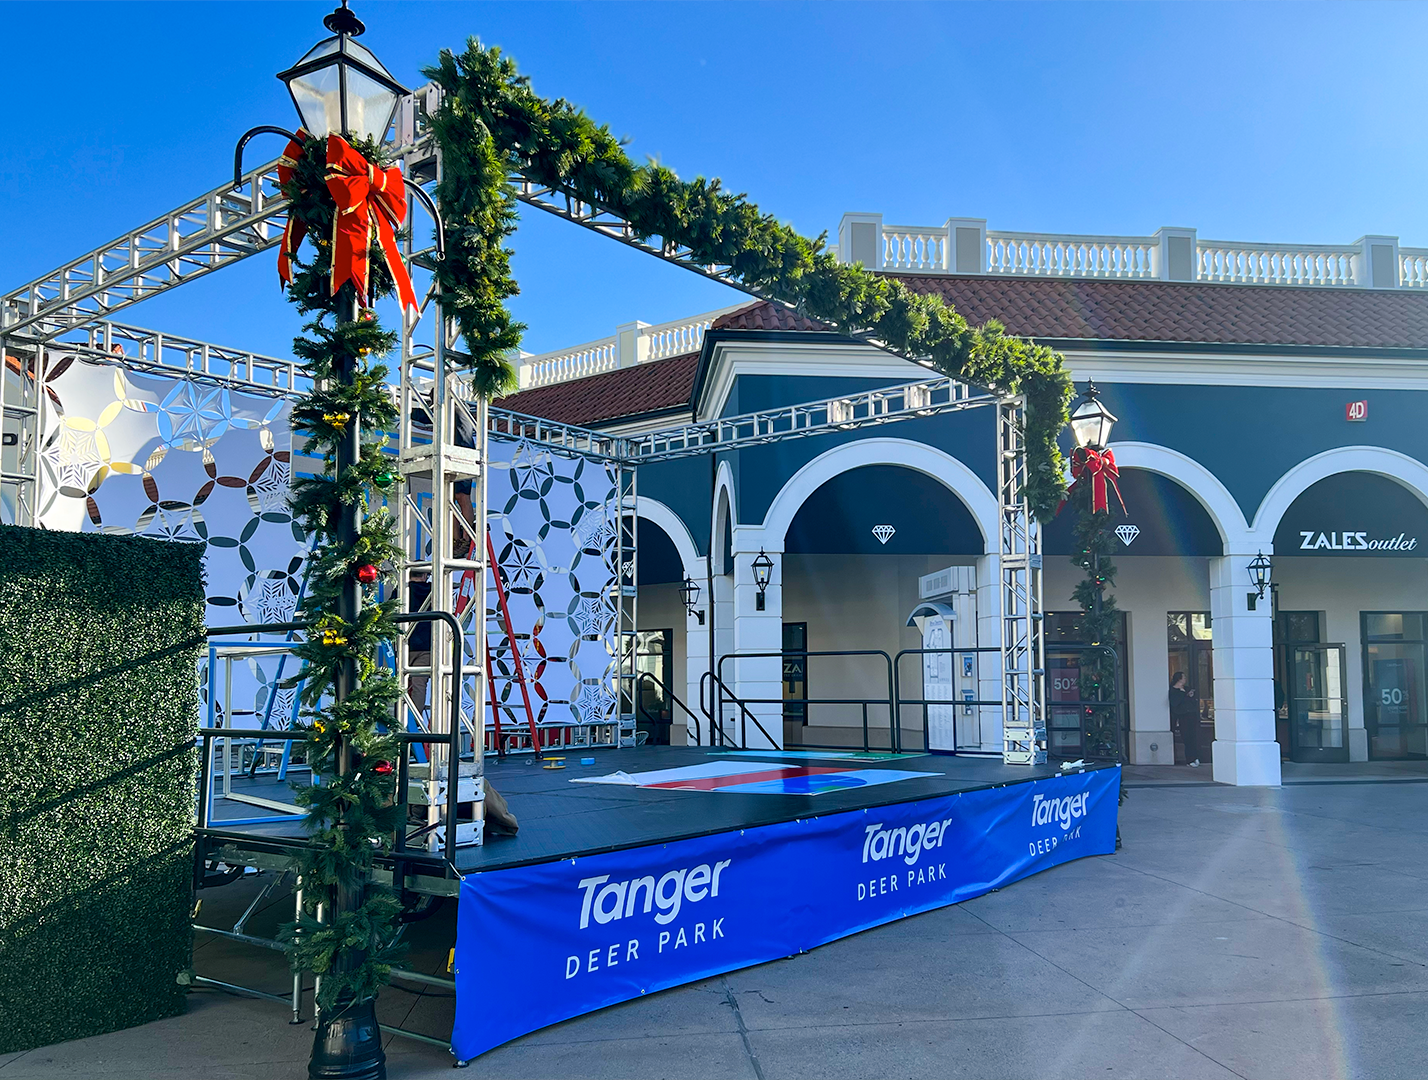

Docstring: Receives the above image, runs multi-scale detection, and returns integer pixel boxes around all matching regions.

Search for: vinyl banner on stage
[451,766,1119,1059]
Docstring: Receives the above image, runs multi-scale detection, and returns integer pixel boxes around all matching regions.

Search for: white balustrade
[644,314,714,360]
[522,338,618,388]
[883,227,948,271]
[985,232,1157,279]
[1197,241,1357,287]
[1402,249,1428,289]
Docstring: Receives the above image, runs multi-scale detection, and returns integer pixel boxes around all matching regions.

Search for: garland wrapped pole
[1064,383,1127,763]
[245,5,413,1078]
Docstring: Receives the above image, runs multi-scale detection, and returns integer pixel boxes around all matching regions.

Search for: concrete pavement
[4,773,1428,1079]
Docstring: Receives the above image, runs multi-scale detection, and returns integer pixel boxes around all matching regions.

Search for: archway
[758,449,994,753]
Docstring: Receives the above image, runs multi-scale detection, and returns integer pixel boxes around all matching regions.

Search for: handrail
[715,649,895,752]
[698,669,776,749]
[893,644,1007,754]
[199,610,468,882]
[635,670,704,746]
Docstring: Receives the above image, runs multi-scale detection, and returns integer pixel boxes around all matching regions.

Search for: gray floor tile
[1138,992,1428,1080]
[458,1032,760,1080]
[744,1009,1239,1080]
[725,927,1121,1026]
[1009,917,1428,1009]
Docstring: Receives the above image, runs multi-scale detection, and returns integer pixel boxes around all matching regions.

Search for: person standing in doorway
[1170,671,1200,767]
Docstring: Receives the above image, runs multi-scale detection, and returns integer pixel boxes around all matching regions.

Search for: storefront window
[1045,612,1128,760]
[1363,612,1428,760]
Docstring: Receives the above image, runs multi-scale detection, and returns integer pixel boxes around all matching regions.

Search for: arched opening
[778,464,986,751]
[1269,471,1428,763]
[1043,467,1223,766]
[631,515,693,746]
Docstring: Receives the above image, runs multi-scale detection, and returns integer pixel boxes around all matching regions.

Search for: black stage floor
[210,746,1100,876]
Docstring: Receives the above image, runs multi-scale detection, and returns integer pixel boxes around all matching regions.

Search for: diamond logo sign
[1115,524,1140,547]
[872,525,896,545]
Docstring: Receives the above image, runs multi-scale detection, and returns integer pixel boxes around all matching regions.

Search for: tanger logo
[577,860,732,929]
[1032,791,1088,831]
[862,818,952,867]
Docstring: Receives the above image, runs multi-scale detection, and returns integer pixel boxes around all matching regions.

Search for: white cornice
[698,339,927,422]
[1060,347,1428,389]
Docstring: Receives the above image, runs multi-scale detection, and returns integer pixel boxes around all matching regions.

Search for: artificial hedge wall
[0,526,205,1054]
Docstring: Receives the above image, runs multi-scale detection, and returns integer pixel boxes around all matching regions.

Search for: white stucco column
[974,553,1004,754]
[683,556,711,747]
[1209,547,1281,786]
[728,530,783,749]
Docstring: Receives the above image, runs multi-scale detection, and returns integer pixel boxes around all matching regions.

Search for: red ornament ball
[372,760,394,776]
[355,563,380,585]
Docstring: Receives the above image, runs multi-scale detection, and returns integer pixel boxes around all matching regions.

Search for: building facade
[500,216,1428,787]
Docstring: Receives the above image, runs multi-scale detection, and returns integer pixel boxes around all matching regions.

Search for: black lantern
[1069,381,1117,450]
[277,1,409,144]
[752,548,774,611]
[680,575,704,624]
[1246,550,1272,610]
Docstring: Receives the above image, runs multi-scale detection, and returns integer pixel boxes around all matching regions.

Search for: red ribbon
[276,133,418,313]
[275,129,310,290]
[1068,446,1126,515]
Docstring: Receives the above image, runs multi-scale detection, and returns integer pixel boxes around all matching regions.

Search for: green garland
[423,39,1075,521]
[1067,474,1123,761]
[277,133,406,1008]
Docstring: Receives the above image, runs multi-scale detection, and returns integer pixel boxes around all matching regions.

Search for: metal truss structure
[1,81,1047,780]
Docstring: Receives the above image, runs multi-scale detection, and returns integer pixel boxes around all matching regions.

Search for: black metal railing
[634,670,705,746]
[714,650,896,752]
[892,645,1008,754]
[196,611,467,893]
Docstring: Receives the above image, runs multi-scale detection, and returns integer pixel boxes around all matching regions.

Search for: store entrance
[1166,613,1214,765]
[1284,644,1349,762]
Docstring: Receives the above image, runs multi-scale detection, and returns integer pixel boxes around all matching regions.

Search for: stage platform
[205,746,1111,880]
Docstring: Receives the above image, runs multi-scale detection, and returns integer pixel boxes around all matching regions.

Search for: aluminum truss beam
[997,399,1047,765]
[1,164,288,342]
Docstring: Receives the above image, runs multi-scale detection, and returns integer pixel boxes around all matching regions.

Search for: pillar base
[1210,740,1282,786]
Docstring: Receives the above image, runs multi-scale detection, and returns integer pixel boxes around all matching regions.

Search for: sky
[2,1,1426,361]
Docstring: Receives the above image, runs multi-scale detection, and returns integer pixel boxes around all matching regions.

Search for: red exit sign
[1346,400,1368,422]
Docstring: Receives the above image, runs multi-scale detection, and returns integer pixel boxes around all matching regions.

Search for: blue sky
[2,1,1425,360]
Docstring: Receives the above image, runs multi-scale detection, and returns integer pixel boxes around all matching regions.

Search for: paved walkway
[5,773,1428,1079]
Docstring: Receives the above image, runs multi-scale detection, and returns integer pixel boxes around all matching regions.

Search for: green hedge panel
[0,526,205,1054]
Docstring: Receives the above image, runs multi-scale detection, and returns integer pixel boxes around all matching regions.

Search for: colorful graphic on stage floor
[452,765,1120,1059]
[570,758,939,795]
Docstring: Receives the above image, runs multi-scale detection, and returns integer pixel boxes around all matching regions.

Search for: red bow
[276,133,418,313]
[275,129,311,290]
[1068,446,1126,515]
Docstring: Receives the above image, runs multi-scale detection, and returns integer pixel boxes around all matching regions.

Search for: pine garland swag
[1067,478,1124,762]
[277,132,407,1007]
[422,38,1075,520]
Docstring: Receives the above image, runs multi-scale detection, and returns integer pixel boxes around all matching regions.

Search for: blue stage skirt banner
[452,766,1119,1058]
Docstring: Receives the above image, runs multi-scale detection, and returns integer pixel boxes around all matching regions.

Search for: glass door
[1167,613,1214,765]
[635,629,673,744]
[1287,644,1349,762]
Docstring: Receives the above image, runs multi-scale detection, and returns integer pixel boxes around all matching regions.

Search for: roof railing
[839,213,1426,291]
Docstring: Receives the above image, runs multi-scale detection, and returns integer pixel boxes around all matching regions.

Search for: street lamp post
[256,5,408,1078]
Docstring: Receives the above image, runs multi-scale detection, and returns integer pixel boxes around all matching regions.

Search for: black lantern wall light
[1247,550,1273,611]
[752,549,774,611]
[680,575,704,624]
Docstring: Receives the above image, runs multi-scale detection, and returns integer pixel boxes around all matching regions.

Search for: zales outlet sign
[1298,531,1418,552]
[1274,473,1428,558]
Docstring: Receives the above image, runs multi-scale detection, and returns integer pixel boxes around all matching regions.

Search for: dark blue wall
[784,465,984,555]
[1093,383,1428,522]
[1041,469,1224,557]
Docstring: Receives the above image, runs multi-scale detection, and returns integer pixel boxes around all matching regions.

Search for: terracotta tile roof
[895,274,1428,350]
[496,279,1428,427]
[711,301,829,333]
[496,349,701,427]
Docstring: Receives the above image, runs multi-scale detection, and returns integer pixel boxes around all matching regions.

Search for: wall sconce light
[1246,550,1272,611]
[752,548,774,611]
[680,575,704,625]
